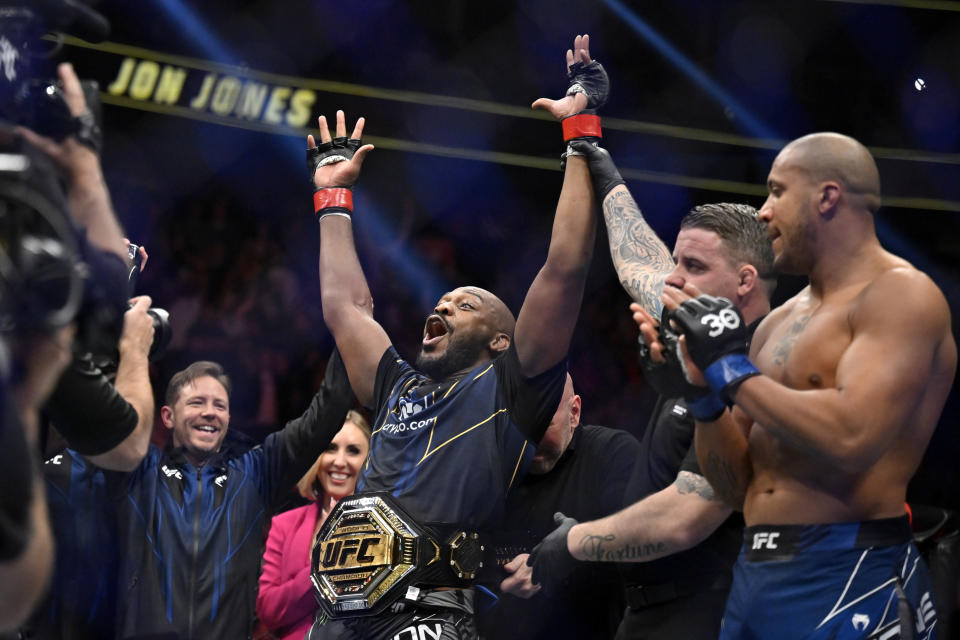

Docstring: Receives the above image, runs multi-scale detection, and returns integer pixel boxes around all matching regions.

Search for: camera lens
[146,308,171,360]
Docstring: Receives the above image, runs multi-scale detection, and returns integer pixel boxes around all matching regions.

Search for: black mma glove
[527,512,578,595]
[306,136,363,219]
[639,308,708,399]
[668,295,760,401]
[561,59,609,143]
[639,308,725,421]
[567,139,625,202]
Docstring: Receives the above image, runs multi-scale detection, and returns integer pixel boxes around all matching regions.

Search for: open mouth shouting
[422,314,451,348]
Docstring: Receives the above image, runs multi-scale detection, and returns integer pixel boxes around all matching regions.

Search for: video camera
[0,0,133,359]
[0,1,109,144]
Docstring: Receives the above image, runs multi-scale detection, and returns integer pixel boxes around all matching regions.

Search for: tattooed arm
[602,185,675,316]
[565,470,732,562]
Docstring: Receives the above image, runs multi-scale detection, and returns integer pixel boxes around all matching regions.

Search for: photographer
[17,61,128,267]
[17,58,155,468]
[21,295,155,640]
[0,2,149,633]
[0,326,73,632]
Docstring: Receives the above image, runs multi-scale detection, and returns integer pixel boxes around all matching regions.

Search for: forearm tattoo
[602,189,674,316]
[701,451,747,508]
[578,533,668,562]
[674,470,719,501]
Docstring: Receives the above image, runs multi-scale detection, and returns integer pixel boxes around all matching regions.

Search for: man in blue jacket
[115,353,352,640]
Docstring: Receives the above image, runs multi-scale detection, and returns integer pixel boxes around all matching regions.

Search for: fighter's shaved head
[460,286,516,337]
[777,132,881,213]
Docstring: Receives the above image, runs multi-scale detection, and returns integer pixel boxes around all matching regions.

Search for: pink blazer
[257,502,321,640]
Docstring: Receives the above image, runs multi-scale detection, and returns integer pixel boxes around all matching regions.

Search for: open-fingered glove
[639,307,726,421]
[668,295,760,401]
[306,136,363,190]
[561,60,609,144]
[566,60,609,113]
[306,137,363,219]
[639,307,708,399]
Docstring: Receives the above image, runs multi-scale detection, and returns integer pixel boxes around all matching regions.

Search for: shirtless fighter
[645,132,956,639]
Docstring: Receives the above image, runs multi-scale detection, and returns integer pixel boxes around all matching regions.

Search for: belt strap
[625,573,731,609]
[416,525,490,588]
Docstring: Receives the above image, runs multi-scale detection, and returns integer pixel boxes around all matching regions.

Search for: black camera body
[126,243,171,362]
[0,138,85,336]
[0,3,108,144]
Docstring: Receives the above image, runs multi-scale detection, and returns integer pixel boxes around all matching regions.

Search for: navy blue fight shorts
[719,517,937,640]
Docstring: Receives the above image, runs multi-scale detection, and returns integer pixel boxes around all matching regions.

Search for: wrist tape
[687,392,726,422]
[314,188,353,219]
[703,354,760,400]
[561,113,602,142]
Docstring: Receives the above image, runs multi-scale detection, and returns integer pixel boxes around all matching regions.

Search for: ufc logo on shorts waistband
[752,532,780,550]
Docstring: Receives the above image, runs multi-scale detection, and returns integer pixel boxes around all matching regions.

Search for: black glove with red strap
[306,136,362,220]
[561,60,609,142]
[668,295,760,401]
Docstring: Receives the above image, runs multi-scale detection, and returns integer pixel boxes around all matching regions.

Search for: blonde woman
[257,411,370,640]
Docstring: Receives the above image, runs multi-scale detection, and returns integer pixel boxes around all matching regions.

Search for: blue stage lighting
[601,0,779,141]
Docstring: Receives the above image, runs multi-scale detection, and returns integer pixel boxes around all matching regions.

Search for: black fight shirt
[358,344,566,530]
[480,424,642,640]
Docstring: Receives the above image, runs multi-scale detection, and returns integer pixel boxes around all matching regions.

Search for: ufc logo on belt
[320,536,384,569]
[752,532,780,550]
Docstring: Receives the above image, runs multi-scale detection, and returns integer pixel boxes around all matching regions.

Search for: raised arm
[18,63,128,263]
[86,296,155,471]
[514,35,600,377]
[532,40,674,317]
[602,182,675,316]
[513,155,596,377]
[310,111,390,405]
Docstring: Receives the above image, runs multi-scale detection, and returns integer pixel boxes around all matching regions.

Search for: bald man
[651,132,956,639]
[308,108,595,638]
[480,374,640,640]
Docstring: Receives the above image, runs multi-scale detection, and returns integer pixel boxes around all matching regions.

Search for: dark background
[59,0,960,509]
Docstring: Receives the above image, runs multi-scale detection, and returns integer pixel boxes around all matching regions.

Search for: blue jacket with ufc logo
[114,353,352,640]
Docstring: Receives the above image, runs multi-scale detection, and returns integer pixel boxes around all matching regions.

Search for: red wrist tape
[313,188,353,215]
[561,114,602,141]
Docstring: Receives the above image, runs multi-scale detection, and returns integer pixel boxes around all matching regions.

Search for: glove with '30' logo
[668,294,760,401]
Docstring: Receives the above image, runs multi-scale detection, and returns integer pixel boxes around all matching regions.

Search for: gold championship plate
[310,492,485,618]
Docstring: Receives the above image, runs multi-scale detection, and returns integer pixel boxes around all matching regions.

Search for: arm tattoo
[701,451,747,508]
[602,189,674,316]
[578,533,668,562]
[674,470,719,501]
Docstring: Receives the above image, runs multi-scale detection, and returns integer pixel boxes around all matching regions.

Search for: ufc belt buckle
[310,492,483,618]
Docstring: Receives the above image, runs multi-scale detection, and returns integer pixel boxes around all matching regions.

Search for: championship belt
[310,492,485,618]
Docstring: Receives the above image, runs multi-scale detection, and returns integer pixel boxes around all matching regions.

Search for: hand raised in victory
[531,34,608,121]
[306,110,374,190]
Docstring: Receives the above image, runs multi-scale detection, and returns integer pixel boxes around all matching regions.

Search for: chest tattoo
[771,315,811,366]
